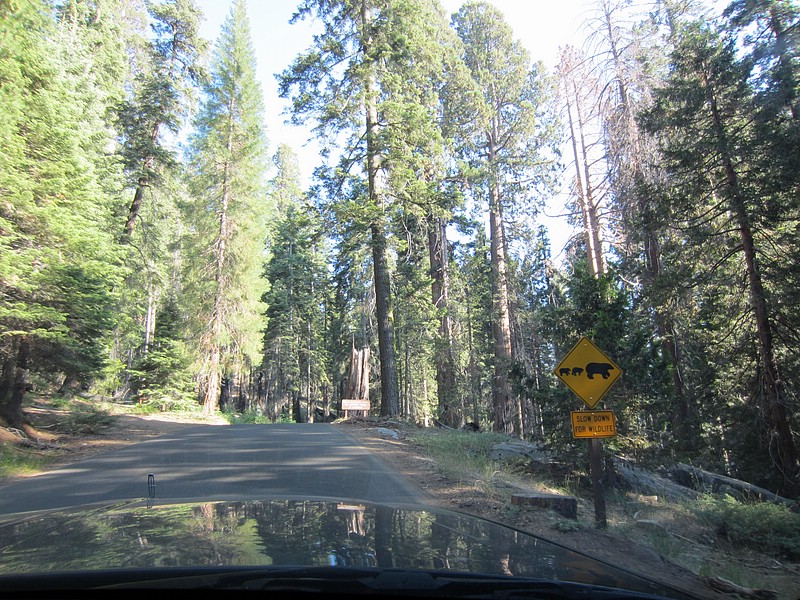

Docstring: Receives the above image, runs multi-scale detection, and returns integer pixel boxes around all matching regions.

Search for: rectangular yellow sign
[570,410,616,438]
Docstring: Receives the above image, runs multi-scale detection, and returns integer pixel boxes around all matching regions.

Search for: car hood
[0,497,696,598]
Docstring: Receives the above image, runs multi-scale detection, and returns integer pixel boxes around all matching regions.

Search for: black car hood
[0,497,697,598]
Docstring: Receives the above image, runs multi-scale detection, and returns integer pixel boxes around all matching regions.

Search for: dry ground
[2,405,797,600]
[338,419,798,600]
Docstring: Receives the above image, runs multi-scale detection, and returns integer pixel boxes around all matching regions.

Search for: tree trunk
[371,223,399,416]
[565,79,605,276]
[428,215,458,427]
[596,5,692,436]
[122,117,159,241]
[122,178,147,240]
[489,180,516,435]
[345,344,370,401]
[0,337,28,429]
[362,0,399,417]
[465,286,481,425]
[203,95,235,415]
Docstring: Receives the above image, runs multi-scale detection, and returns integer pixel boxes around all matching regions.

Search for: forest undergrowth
[400,425,800,599]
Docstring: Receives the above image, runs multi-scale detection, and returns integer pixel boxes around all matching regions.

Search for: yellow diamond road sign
[555,337,622,408]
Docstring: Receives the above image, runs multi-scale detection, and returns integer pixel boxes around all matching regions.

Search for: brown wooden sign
[342,399,370,411]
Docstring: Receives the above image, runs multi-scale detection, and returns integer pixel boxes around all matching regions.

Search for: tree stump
[511,493,578,519]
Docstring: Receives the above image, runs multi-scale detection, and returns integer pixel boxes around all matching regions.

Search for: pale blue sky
[195,0,596,258]
[196,0,592,179]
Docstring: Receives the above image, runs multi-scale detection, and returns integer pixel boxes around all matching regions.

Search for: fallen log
[612,458,700,502]
[672,463,795,507]
[490,441,549,464]
[700,576,777,600]
[511,493,578,519]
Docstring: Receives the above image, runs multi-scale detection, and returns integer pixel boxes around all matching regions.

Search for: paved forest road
[0,424,423,515]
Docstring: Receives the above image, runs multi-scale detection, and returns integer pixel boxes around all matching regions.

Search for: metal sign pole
[555,337,620,529]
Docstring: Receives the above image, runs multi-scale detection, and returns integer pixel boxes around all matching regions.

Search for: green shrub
[224,409,272,424]
[134,391,198,414]
[698,494,800,559]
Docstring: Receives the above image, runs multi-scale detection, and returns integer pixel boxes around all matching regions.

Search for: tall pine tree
[183,0,269,415]
[642,19,799,494]
[0,0,123,427]
[451,1,558,435]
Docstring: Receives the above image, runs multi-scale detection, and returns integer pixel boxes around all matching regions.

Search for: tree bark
[488,180,516,435]
[371,223,399,416]
[345,344,370,401]
[362,0,399,417]
[564,75,605,276]
[0,337,28,429]
[428,215,458,427]
[203,93,235,415]
[122,177,147,240]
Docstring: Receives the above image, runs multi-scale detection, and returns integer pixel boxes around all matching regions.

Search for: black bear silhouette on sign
[559,363,615,379]
[586,362,615,379]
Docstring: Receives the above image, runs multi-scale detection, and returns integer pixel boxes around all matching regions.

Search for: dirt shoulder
[336,419,799,600]
[336,419,727,600]
[0,403,228,479]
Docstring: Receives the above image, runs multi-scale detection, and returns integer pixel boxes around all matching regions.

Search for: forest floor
[337,418,796,600]
[2,403,798,600]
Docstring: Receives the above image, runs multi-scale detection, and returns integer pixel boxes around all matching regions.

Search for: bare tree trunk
[489,180,516,435]
[345,343,370,401]
[428,215,458,427]
[565,78,605,276]
[465,287,481,425]
[595,3,692,436]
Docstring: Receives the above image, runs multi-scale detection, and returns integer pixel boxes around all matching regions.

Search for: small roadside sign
[554,337,622,408]
[571,410,617,438]
[341,399,370,411]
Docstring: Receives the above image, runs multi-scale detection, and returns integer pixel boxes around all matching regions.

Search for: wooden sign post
[341,398,370,418]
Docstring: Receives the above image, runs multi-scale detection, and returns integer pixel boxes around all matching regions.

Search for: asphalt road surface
[0,423,422,516]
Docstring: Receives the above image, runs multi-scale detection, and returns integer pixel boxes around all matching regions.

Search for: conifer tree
[451,1,558,435]
[183,0,269,415]
[112,0,205,396]
[262,146,330,422]
[119,0,205,241]
[0,0,123,427]
[280,0,466,417]
[642,19,799,494]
